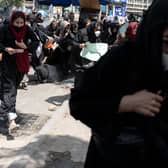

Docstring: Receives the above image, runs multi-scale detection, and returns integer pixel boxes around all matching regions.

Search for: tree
[0,0,23,8]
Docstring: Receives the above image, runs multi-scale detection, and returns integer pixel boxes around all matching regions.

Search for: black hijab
[135,0,168,89]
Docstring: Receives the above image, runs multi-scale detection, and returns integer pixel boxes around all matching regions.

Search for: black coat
[0,24,39,73]
[70,1,168,166]
[0,24,39,116]
[69,43,168,167]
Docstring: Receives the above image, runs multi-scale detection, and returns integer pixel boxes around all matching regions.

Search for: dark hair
[10,11,26,24]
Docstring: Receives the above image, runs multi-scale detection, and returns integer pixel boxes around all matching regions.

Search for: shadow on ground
[0,135,89,168]
[0,112,50,139]
[27,73,74,86]
[46,94,70,106]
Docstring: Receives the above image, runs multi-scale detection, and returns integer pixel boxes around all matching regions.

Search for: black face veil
[135,0,168,76]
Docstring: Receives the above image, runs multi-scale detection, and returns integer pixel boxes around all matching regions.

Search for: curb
[39,100,68,135]
[7,100,69,168]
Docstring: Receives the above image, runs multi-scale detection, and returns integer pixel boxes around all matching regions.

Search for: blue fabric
[111,0,127,2]
[38,0,79,6]
[38,0,110,6]
[99,0,110,5]
[38,0,53,5]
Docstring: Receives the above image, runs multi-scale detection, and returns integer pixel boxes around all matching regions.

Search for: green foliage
[0,0,23,7]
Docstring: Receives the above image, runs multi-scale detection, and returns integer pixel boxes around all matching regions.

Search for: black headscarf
[135,0,168,89]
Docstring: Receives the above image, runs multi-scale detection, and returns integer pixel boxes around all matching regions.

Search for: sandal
[8,120,20,133]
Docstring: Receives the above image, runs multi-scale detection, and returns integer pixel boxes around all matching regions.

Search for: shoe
[19,82,28,90]
[8,121,20,133]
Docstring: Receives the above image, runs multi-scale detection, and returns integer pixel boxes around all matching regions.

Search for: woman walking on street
[0,11,39,133]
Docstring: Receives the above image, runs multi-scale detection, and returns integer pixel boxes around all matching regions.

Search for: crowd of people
[0,0,147,164]
[0,9,139,82]
[1,0,168,166]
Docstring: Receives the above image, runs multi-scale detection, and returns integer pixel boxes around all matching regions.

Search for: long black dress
[69,0,168,166]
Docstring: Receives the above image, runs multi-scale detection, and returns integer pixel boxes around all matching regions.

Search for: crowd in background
[0,8,140,136]
[22,10,140,83]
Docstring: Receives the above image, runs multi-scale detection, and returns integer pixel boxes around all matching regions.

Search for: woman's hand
[79,43,86,48]
[119,90,164,117]
[15,40,27,49]
[5,47,17,55]
[0,53,2,61]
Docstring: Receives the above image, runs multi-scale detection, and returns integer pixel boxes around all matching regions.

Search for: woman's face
[162,27,168,54]
[13,17,25,28]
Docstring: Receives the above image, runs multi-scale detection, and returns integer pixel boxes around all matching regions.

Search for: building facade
[126,0,153,15]
[24,0,33,8]
[102,0,153,17]
[23,0,153,16]
[24,0,39,10]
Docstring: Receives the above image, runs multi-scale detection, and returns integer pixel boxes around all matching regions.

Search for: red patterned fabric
[10,11,29,73]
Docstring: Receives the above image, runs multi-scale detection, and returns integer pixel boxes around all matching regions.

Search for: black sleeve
[75,30,83,43]
[65,35,80,48]
[69,46,125,135]
[0,24,7,51]
[26,26,39,53]
[45,25,54,37]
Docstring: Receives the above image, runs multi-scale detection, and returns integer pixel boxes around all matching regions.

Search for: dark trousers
[0,67,24,117]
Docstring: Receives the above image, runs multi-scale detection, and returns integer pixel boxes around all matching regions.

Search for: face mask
[162,52,168,70]
[12,25,24,32]
[95,31,101,37]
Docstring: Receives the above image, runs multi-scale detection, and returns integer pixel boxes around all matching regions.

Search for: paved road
[0,77,90,168]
